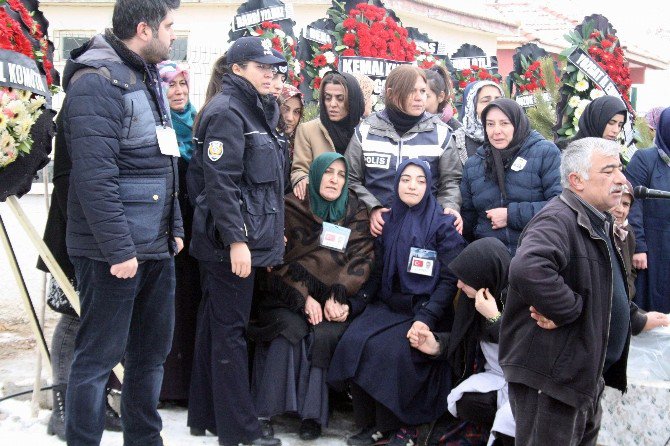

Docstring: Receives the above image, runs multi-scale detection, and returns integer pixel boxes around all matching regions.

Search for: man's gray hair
[560,137,621,188]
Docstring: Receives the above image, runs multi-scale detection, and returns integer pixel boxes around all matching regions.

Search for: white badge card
[156,126,181,157]
[407,247,437,276]
[319,222,351,252]
[511,157,527,172]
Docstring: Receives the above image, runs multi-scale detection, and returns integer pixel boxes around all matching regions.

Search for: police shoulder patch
[208,141,223,161]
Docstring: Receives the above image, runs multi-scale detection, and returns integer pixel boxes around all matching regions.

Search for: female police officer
[186,36,286,446]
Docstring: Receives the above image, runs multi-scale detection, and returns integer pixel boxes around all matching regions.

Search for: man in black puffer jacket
[61,1,183,444]
[499,138,632,446]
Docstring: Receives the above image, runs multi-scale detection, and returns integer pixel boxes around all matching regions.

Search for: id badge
[407,247,437,276]
[319,222,351,252]
[156,126,180,157]
[510,156,527,171]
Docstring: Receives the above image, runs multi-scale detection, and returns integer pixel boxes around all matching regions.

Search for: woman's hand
[529,306,557,330]
[370,207,390,237]
[443,208,463,234]
[486,207,508,230]
[408,326,440,356]
[293,177,308,200]
[642,311,670,331]
[632,253,648,269]
[230,242,251,278]
[304,295,323,325]
[474,288,499,320]
[324,298,349,322]
[406,320,429,346]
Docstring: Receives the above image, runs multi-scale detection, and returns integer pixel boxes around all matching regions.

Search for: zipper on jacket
[585,230,613,377]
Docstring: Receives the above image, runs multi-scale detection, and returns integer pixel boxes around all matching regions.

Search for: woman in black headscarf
[411,238,515,446]
[460,98,562,256]
[557,95,628,149]
[291,72,365,199]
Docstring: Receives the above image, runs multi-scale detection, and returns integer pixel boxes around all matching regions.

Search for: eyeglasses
[254,63,275,73]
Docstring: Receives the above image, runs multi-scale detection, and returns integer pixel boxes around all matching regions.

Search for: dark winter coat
[460,130,562,255]
[61,32,183,264]
[499,190,632,410]
[187,74,288,268]
[625,147,670,313]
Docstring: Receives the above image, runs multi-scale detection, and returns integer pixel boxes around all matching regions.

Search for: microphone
[633,186,670,199]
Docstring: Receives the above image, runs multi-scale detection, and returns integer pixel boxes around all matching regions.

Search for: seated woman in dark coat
[328,158,466,446]
[410,238,514,446]
[460,98,562,256]
[251,152,375,440]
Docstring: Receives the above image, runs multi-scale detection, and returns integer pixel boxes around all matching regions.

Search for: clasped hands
[304,295,349,326]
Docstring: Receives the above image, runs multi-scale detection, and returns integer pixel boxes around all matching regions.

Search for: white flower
[293,60,301,75]
[323,51,336,64]
[0,93,9,107]
[589,89,605,100]
[319,67,332,78]
[26,96,46,114]
[0,130,16,151]
[6,100,27,121]
[0,113,7,131]
[275,29,285,38]
[574,99,591,119]
[286,36,294,46]
[12,117,36,141]
[16,89,31,101]
[568,95,581,108]
[575,79,590,92]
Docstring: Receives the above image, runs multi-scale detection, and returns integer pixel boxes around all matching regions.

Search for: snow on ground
[0,195,355,445]
[0,397,356,445]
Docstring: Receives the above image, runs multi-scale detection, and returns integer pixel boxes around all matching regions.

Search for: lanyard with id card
[319,222,351,253]
[407,247,437,276]
[156,126,180,157]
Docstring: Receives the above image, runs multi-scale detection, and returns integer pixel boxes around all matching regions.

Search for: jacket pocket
[122,90,158,148]
[241,186,278,251]
[244,140,279,184]
[119,178,165,247]
[192,192,225,250]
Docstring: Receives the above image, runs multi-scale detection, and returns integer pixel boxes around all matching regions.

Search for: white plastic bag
[626,325,670,382]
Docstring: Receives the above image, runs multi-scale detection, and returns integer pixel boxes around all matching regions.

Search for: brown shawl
[267,190,374,311]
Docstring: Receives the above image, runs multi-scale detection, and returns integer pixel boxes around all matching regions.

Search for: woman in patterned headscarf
[277,84,304,162]
[448,80,504,165]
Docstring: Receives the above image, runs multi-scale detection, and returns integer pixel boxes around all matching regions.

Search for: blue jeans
[66,257,175,446]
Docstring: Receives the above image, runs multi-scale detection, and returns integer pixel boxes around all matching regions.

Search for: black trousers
[509,381,604,446]
[351,382,403,432]
[188,262,262,445]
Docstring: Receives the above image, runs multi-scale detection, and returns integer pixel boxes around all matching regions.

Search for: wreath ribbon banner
[338,55,411,96]
[233,4,290,30]
[0,49,50,100]
[567,47,634,145]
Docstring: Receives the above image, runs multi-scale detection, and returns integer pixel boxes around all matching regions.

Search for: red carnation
[589,31,601,38]
[343,18,357,30]
[342,48,356,56]
[261,21,273,29]
[519,84,526,92]
[459,81,468,88]
[271,37,281,50]
[313,54,327,67]
[349,8,360,16]
[319,43,333,51]
[470,65,480,70]
[461,69,472,76]
[478,70,489,79]
[314,76,322,90]
[468,77,476,83]
[343,33,357,47]
[540,79,547,88]
[600,39,613,49]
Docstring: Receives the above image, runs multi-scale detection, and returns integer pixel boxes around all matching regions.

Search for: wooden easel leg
[3,196,124,383]
[0,213,51,367]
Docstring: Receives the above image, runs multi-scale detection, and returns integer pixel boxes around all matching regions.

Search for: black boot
[47,384,67,441]
[104,388,122,432]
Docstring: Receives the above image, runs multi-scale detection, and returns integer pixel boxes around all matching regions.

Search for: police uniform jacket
[187,73,287,267]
